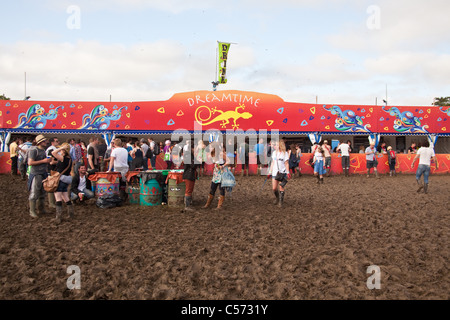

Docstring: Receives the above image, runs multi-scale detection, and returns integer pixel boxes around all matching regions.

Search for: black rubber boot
[273,190,279,205]
[424,183,428,194]
[278,191,285,208]
[184,196,194,211]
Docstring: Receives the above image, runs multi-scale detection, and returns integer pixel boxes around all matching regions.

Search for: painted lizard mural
[194,104,253,129]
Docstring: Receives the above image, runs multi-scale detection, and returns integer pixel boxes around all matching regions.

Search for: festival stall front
[0,90,449,174]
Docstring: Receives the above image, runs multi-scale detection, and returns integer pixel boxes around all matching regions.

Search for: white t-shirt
[141,143,149,156]
[314,151,324,161]
[365,146,376,161]
[111,147,129,168]
[417,147,435,166]
[271,151,289,176]
[78,175,86,192]
[46,145,57,158]
[19,142,32,159]
[337,143,350,156]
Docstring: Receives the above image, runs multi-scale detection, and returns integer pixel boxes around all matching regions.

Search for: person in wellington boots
[203,142,229,210]
[268,140,290,207]
[411,140,438,194]
[51,143,73,224]
[27,135,52,218]
[182,144,200,211]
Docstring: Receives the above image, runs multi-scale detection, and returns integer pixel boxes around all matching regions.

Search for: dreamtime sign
[0,90,448,135]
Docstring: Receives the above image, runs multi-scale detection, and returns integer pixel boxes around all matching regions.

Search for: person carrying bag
[268,140,290,207]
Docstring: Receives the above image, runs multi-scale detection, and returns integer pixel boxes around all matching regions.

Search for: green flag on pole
[218,42,230,84]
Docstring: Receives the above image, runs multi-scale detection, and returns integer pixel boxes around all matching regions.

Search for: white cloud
[328,0,450,52]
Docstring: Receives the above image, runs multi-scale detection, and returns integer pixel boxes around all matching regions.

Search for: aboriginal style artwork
[382,106,429,134]
[322,105,372,133]
[14,104,63,129]
[79,105,128,130]
[440,106,450,116]
[0,90,448,134]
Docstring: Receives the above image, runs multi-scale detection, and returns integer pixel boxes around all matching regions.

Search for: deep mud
[0,173,448,300]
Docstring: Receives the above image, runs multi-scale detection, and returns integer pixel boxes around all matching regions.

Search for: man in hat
[27,135,52,218]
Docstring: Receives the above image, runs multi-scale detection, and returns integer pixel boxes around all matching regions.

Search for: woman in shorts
[268,140,290,207]
[313,145,326,184]
[51,143,73,224]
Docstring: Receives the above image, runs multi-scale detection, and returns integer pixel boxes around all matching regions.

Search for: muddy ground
[0,172,448,300]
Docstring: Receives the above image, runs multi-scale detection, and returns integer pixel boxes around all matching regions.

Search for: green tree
[0,94,10,100]
[433,97,450,106]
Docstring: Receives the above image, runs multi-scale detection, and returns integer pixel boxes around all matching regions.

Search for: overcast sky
[1,0,449,106]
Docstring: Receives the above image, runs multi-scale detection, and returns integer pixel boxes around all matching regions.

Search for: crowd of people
[6,134,439,223]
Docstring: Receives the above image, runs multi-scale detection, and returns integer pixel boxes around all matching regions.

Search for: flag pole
[215,41,218,82]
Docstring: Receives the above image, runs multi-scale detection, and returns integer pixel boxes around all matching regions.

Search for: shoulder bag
[43,159,72,193]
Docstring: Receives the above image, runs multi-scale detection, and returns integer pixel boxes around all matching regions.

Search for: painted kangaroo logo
[194,104,253,129]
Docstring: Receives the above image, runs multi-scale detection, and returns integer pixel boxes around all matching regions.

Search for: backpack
[145,148,153,159]
[153,143,161,155]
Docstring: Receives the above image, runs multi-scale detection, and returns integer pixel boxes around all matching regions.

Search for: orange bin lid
[88,172,121,183]
[166,171,184,184]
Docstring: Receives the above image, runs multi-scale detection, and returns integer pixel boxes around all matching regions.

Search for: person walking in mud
[27,135,52,218]
[203,142,229,210]
[411,140,438,194]
[313,145,326,184]
[268,140,290,207]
